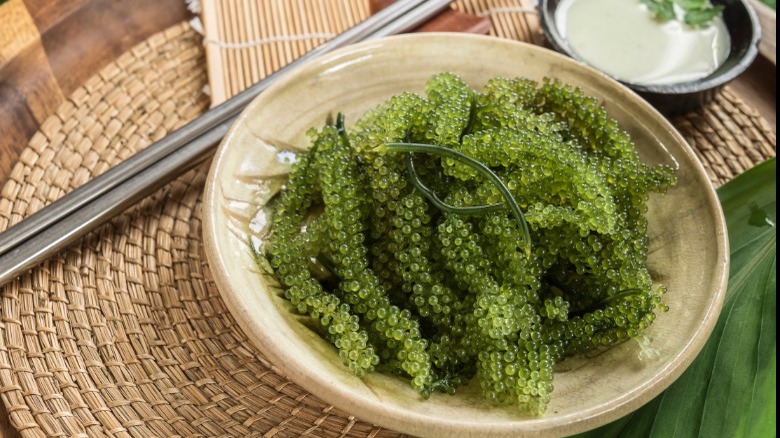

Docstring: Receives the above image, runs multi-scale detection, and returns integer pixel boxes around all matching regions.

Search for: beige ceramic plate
[203,33,729,438]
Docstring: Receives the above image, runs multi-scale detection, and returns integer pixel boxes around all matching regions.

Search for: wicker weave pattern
[0,2,775,437]
[0,23,402,438]
[672,90,776,185]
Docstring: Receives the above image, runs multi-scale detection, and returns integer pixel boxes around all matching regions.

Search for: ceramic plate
[203,33,729,438]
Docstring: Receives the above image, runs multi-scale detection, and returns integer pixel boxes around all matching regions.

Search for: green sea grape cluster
[263,73,676,415]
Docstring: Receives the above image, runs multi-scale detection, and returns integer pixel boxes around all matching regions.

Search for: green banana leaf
[576,158,776,437]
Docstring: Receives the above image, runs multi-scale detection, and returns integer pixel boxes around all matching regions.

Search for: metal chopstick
[0,0,431,258]
[0,0,454,286]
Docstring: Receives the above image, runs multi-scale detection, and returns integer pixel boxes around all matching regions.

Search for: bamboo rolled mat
[0,2,776,437]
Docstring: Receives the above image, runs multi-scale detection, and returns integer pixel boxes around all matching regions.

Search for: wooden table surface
[0,0,775,436]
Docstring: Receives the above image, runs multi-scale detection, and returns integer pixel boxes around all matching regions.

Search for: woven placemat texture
[199,0,545,106]
[0,3,776,438]
[0,22,403,438]
[200,0,371,104]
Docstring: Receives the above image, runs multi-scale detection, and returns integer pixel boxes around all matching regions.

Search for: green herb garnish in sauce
[642,0,724,27]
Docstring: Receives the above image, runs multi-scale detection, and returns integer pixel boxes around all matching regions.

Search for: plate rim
[202,32,730,437]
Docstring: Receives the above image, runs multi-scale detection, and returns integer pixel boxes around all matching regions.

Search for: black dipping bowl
[539,0,761,116]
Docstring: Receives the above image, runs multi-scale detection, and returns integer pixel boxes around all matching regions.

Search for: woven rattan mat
[0,6,776,438]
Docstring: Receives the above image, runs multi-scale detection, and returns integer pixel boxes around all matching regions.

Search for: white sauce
[556,0,730,86]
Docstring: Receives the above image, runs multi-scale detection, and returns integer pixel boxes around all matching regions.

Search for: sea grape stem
[380,142,532,257]
[336,112,350,147]
[405,154,505,216]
